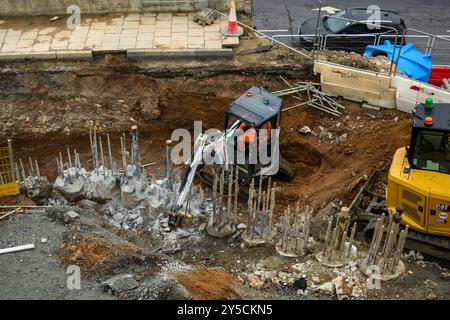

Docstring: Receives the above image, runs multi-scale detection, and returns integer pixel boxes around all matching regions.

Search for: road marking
[312,6,340,14]
[258,29,289,32]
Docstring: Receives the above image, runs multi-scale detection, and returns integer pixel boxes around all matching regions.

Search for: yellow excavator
[355,99,450,259]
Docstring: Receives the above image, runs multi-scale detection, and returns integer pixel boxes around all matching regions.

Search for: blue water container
[364,40,432,82]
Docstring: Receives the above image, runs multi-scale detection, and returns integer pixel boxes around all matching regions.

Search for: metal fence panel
[0,140,19,197]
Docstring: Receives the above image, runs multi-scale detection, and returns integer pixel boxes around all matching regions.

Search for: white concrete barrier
[314,60,396,109]
[314,60,450,113]
[390,75,450,114]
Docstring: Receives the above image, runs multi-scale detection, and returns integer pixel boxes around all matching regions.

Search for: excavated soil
[58,235,143,275]
[176,269,244,300]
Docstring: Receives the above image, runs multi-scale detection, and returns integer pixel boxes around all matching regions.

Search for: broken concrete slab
[64,211,80,221]
[102,274,140,293]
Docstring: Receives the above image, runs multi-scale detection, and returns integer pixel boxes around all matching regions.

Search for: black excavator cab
[408,99,450,175]
[224,86,293,183]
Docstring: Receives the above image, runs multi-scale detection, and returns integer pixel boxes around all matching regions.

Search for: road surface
[252,0,450,65]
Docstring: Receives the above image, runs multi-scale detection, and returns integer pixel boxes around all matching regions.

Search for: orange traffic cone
[222,0,242,37]
[227,0,238,34]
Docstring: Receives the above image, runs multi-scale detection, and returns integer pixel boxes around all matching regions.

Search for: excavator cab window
[411,129,450,174]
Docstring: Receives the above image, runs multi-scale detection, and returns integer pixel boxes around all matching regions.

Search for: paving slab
[0,12,240,61]
[155,20,172,29]
[154,37,171,48]
[172,24,188,33]
[157,13,173,21]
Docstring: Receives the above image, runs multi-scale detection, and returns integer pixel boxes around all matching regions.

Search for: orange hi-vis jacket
[238,122,271,151]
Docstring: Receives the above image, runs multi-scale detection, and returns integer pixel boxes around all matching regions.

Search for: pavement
[252,0,450,65]
[0,12,238,60]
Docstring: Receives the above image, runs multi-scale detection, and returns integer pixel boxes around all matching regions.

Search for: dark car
[298,7,407,54]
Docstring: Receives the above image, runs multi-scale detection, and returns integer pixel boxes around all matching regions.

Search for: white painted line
[258,29,289,33]
[312,6,340,14]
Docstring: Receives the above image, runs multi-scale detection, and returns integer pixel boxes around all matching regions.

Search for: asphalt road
[252,0,450,65]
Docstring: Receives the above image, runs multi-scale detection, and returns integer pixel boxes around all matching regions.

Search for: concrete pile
[275,203,313,258]
[316,207,357,267]
[17,158,51,203]
[16,125,207,234]
[242,176,276,246]
[206,166,239,238]
[359,210,409,281]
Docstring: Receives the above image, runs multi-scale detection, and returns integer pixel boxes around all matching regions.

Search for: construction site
[0,1,449,302]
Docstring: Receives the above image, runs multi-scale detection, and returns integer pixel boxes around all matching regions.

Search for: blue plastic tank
[364,40,432,82]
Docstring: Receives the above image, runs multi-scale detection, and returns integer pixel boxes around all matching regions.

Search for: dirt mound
[176,269,243,300]
[59,235,143,275]
[0,194,36,206]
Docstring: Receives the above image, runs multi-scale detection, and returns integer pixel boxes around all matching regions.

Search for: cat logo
[436,204,449,212]
[439,212,448,220]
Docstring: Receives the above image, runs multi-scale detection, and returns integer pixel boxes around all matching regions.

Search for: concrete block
[0,52,57,62]
[195,48,232,58]
[56,50,93,61]
[314,60,396,109]
[127,48,232,60]
[221,36,239,48]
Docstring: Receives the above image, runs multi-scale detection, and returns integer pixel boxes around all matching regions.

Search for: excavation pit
[2,58,437,301]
